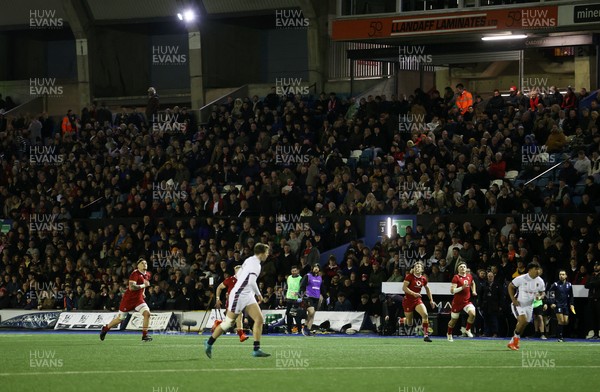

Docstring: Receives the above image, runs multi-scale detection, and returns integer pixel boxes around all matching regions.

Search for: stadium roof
[0,0,304,28]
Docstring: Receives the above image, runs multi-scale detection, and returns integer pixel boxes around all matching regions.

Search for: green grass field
[0,332,599,392]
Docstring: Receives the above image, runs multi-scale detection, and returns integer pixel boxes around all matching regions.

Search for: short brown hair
[254,243,270,255]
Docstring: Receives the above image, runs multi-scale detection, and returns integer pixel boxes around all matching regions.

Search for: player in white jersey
[507,261,545,351]
[204,243,271,358]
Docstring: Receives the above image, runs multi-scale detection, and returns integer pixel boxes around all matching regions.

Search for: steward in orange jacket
[455,83,473,115]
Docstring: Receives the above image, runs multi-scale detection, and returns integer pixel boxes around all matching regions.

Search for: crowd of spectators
[0,83,599,337]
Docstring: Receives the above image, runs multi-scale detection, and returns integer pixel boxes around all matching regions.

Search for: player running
[402,261,436,342]
[100,258,153,342]
[447,261,477,341]
[212,265,249,342]
[300,263,324,336]
[547,270,575,342]
[507,261,546,351]
[205,243,270,358]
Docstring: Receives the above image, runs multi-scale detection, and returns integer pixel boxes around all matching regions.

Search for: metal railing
[198,85,249,123]
[2,96,46,117]
[330,41,394,80]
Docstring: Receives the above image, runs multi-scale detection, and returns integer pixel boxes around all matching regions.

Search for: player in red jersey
[402,261,436,342]
[447,261,477,341]
[211,265,248,342]
[100,258,153,342]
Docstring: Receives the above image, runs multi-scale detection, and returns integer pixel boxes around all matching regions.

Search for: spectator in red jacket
[488,152,506,180]
[561,87,578,111]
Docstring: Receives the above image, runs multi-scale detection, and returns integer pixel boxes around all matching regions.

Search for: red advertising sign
[332,6,557,40]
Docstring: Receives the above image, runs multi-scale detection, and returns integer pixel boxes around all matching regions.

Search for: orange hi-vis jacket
[456,90,473,115]
[61,115,73,134]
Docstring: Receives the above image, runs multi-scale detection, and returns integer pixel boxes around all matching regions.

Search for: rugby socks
[253,341,260,351]
[447,326,453,335]
[465,322,472,332]
[557,324,563,339]
[142,329,148,338]
[237,329,244,337]
[207,336,216,345]
[423,322,429,336]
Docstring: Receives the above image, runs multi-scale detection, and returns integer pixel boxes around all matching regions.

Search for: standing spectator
[302,239,320,267]
[481,271,502,337]
[584,261,600,339]
[146,87,159,126]
[61,109,76,135]
[454,83,473,116]
[486,89,505,118]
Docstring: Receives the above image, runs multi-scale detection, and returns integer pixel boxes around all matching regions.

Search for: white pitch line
[2,365,600,377]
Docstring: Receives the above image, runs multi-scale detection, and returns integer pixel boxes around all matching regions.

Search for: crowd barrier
[0,309,365,333]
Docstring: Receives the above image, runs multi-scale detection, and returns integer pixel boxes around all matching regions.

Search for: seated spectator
[0,288,10,309]
[545,126,567,153]
[488,152,506,180]
[333,292,353,311]
[78,289,96,310]
[574,150,592,177]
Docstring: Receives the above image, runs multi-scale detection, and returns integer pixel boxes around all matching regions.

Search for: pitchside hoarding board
[125,312,174,331]
[54,312,118,330]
